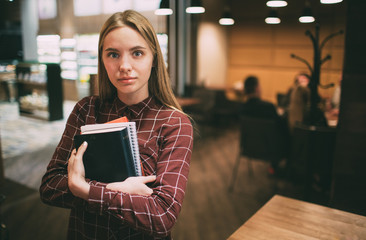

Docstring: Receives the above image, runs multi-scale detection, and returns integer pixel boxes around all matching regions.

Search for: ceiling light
[155,0,173,15]
[265,9,281,24]
[320,0,343,4]
[299,15,315,23]
[299,3,315,23]
[186,0,205,14]
[266,0,288,7]
[219,18,235,26]
[219,10,235,25]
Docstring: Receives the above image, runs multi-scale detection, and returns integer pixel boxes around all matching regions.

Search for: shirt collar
[113,96,157,120]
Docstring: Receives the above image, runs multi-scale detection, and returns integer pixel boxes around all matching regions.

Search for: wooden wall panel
[39,19,60,35]
[230,25,273,46]
[226,19,345,104]
[274,26,314,46]
[273,48,313,68]
[229,47,272,66]
[74,16,107,35]
[321,48,345,70]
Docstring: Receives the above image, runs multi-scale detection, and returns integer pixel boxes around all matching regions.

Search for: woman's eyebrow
[104,47,119,52]
[130,46,147,51]
[104,46,146,52]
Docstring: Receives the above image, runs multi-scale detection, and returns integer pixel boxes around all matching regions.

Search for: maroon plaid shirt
[40,96,193,239]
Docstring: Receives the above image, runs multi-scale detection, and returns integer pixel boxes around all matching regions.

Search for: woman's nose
[119,56,132,73]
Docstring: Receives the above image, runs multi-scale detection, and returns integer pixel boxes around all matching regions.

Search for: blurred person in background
[287,73,311,130]
[331,75,342,115]
[240,75,289,175]
[240,75,279,119]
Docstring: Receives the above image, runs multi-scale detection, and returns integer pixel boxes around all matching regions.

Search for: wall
[198,0,346,103]
[227,19,345,103]
[196,0,227,89]
[197,22,228,88]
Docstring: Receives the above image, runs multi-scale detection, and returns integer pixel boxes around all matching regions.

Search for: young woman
[39,10,193,239]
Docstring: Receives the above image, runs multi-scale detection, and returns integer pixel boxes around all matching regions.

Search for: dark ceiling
[0,0,21,25]
[0,0,347,27]
[204,0,347,24]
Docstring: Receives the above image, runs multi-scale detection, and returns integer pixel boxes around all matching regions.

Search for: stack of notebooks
[74,117,143,183]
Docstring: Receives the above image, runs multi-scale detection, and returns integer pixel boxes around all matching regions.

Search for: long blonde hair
[97,10,182,111]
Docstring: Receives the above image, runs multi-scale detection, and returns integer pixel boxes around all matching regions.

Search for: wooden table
[228,195,366,240]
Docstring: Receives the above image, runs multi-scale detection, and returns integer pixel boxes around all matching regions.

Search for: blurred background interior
[1,0,366,239]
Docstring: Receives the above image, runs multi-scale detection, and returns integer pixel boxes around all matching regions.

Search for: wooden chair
[229,116,288,191]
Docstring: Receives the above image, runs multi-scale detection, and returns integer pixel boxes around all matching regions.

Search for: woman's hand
[68,141,90,200]
[106,175,156,196]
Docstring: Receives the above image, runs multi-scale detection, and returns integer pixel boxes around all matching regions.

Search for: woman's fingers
[69,142,87,165]
[76,141,88,157]
[68,142,88,180]
[124,175,156,185]
[106,175,156,196]
[140,175,156,184]
[68,141,90,199]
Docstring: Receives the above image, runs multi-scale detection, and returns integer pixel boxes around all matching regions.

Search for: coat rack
[291,23,343,125]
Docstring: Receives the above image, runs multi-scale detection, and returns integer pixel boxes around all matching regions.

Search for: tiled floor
[0,100,75,189]
[0,101,74,158]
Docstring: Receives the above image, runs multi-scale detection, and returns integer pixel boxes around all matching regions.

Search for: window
[38,0,57,19]
[74,0,101,16]
[74,0,160,16]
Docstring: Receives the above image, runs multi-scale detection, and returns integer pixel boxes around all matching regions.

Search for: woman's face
[102,26,154,105]
[298,75,310,87]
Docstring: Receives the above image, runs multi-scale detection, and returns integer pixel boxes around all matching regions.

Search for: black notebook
[74,122,142,183]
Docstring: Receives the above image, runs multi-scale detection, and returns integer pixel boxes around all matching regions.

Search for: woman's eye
[133,51,143,57]
[107,52,119,58]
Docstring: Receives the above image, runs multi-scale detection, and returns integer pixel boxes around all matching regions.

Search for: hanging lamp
[266,0,288,7]
[320,0,343,4]
[155,0,173,16]
[219,9,235,25]
[186,0,205,14]
[265,9,281,24]
[299,1,315,23]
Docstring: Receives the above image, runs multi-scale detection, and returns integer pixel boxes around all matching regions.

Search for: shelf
[17,81,47,90]
[16,63,63,121]
[20,109,49,121]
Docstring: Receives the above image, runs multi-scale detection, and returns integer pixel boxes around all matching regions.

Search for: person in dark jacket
[240,75,289,175]
[240,76,279,119]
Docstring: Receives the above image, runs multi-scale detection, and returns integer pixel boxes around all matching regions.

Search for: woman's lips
[118,77,136,83]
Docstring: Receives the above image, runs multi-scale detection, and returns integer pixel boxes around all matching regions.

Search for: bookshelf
[16,62,63,121]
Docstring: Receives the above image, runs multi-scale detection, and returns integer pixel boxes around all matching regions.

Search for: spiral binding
[125,122,142,176]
